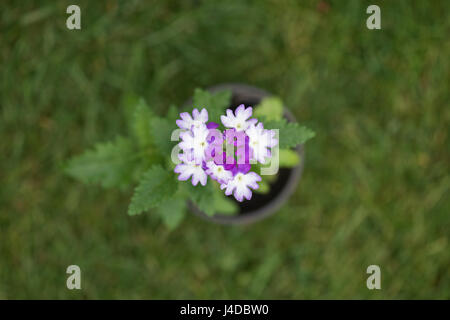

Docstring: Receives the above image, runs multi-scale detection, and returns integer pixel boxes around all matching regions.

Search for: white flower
[178,125,209,162]
[205,161,232,184]
[245,123,278,164]
[220,172,261,202]
[220,104,257,132]
[176,108,208,130]
[174,151,207,186]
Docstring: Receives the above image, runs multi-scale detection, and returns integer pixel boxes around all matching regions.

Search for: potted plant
[65,83,314,228]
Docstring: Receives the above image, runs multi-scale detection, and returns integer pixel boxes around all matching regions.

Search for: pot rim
[185,83,305,225]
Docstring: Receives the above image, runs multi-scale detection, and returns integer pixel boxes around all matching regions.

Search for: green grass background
[1,0,449,299]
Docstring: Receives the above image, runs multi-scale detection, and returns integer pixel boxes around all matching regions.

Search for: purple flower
[220,172,261,202]
[220,104,257,131]
[205,161,232,184]
[205,128,224,164]
[179,125,210,162]
[174,151,207,186]
[173,103,277,203]
[206,122,219,129]
[245,122,278,164]
[224,128,247,147]
[236,135,253,165]
[176,108,208,130]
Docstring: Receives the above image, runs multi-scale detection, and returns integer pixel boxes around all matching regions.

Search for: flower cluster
[174,105,278,202]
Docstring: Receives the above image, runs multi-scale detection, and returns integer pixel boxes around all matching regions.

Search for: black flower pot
[184,83,304,225]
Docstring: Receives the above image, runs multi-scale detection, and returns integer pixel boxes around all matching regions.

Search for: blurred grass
[1,0,449,299]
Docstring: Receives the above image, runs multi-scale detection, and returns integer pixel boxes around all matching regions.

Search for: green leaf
[254,179,270,194]
[122,92,141,127]
[182,182,216,216]
[122,95,153,147]
[131,99,154,148]
[263,172,277,183]
[212,185,239,215]
[265,119,315,149]
[167,104,179,123]
[252,163,277,184]
[193,187,216,217]
[128,165,178,215]
[254,97,284,121]
[278,148,301,167]
[156,197,186,230]
[65,137,138,189]
[149,116,176,154]
[193,88,232,124]
[181,181,239,217]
